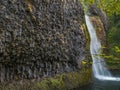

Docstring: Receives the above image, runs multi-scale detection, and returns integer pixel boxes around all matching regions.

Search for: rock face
[89,5,109,31]
[89,16,106,45]
[88,5,109,46]
[0,0,86,81]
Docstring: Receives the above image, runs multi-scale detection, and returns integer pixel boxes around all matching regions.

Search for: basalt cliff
[0,0,86,81]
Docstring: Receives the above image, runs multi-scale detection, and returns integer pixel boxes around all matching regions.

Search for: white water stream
[85,15,120,81]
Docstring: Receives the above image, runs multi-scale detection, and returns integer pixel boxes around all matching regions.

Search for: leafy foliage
[106,22,120,69]
[101,46,120,69]
[80,0,120,15]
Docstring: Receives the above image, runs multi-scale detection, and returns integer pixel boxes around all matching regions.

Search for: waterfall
[85,15,120,81]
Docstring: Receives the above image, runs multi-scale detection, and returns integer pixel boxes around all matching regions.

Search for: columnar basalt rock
[0,0,86,82]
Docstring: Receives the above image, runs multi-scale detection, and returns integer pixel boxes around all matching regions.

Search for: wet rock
[89,5,109,31]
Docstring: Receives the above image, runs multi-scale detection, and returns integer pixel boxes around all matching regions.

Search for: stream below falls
[77,71,120,90]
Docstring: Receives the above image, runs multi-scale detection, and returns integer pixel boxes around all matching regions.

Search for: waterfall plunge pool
[74,70,120,90]
[78,80,120,90]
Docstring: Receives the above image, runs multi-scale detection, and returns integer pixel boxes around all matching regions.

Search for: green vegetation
[80,0,120,15]
[105,14,120,69]
[0,69,92,90]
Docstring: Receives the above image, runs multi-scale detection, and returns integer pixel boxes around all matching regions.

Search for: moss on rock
[0,68,92,90]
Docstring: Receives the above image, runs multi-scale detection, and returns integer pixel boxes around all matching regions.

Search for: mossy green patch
[0,68,92,90]
[35,69,92,90]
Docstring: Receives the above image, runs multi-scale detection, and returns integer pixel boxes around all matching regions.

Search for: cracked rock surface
[0,0,86,82]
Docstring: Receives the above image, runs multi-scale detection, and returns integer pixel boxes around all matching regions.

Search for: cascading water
[85,15,120,81]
